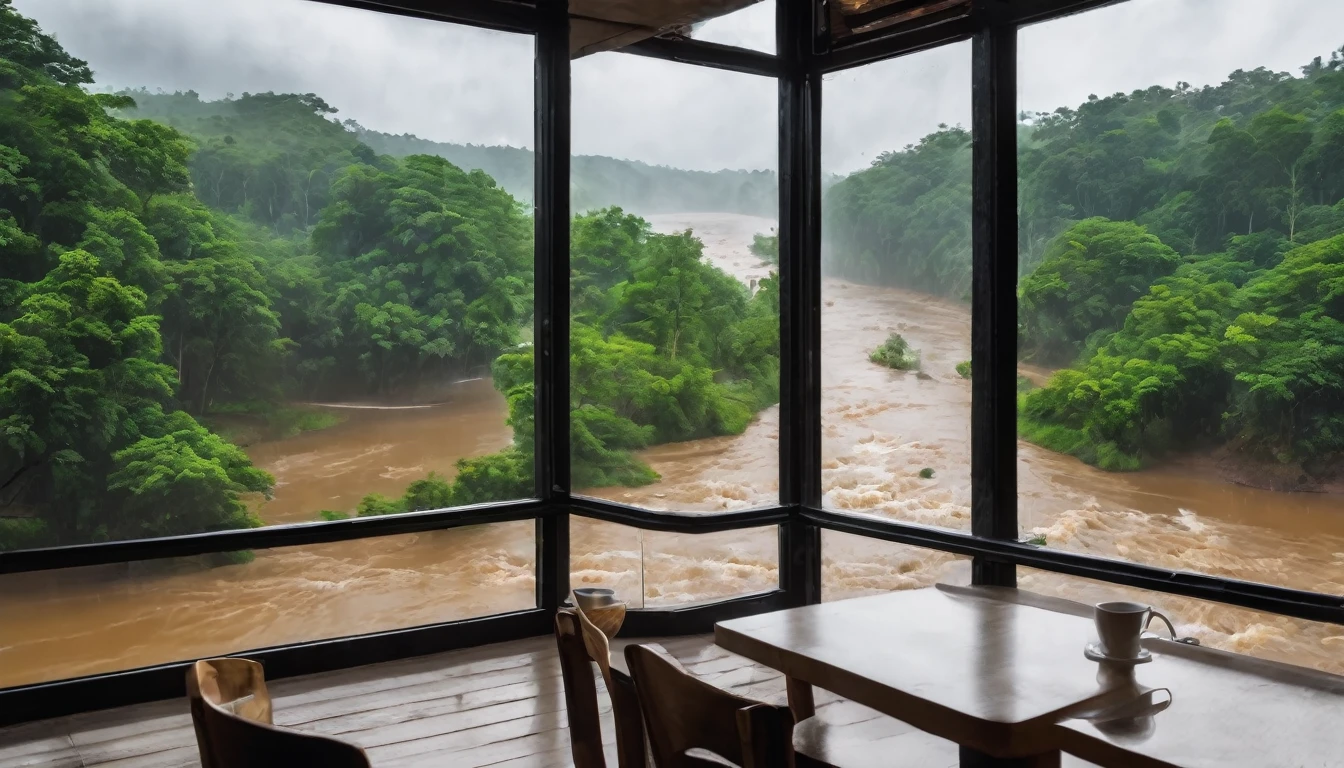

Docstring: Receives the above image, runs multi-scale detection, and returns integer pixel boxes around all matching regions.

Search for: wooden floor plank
[299,677,564,737]
[87,745,196,768]
[0,745,82,768]
[73,726,195,767]
[277,662,562,727]
[0,734,73,764]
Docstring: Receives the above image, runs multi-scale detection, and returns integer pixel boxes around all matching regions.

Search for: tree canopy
[0,7,275,549]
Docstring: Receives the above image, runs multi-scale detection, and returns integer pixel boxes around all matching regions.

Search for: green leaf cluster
[1019,218,1182,365]
[1021,233,1344,470]
[869,333,920,371]
[750,231,778,264]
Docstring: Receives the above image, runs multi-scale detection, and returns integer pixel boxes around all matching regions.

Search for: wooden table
[715,585,1344,768]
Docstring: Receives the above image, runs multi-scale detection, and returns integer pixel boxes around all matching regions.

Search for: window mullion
[969,0,1019,587]
[534,0,571,613]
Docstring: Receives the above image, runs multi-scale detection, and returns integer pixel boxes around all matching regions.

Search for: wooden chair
[186,658,370,768]
[625,644,957,768]
[555,607,649,768]
[624,643,795,768]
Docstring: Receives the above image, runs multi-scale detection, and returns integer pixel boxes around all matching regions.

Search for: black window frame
[1,0,1340,727]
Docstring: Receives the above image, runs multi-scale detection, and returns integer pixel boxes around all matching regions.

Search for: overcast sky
[14,0,1344,175]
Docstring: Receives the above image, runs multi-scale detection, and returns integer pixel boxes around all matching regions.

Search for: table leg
[785,676,815,721]
[958,746,1060,768]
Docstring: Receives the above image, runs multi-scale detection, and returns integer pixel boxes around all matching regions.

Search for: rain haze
[14,0,1344,175]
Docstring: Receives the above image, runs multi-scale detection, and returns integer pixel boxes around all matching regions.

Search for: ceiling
[830,0,969,38]
[567,0,971,57]
[570,0,761,57]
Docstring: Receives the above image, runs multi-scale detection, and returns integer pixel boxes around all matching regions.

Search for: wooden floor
[0,634,881,768]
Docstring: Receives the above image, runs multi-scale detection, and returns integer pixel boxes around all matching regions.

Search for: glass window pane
[1019,568,1344,675]
[571,519,779,608]
[1,0,534,553]
[0,523,536,688]
[569,54,779,512]
[690,0,776,54]
[820,44,972,529]
[1016,0,1344,596]
[822,531,969,601]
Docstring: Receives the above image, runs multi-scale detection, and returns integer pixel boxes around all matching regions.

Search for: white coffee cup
[1094,601,1175,659]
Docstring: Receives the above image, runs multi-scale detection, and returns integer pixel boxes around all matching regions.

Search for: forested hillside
[826,48,1344,481]
[358,126,777,215]
[120,91,777,217]
[0,1,779,549]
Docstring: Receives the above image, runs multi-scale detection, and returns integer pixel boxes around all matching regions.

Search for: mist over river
[2,213,1341,688]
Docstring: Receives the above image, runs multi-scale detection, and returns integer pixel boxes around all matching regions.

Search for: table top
[716,585,1344,766]
[715,585,1117,756]
[1056,638,1344,768]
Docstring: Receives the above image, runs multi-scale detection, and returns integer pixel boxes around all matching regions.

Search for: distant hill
[115,89,776,218]
[354,126,777,216]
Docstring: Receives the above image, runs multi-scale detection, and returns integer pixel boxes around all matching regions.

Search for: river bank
[200,403,344,447]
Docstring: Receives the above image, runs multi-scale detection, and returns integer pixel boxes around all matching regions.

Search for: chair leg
[609,673,648,768]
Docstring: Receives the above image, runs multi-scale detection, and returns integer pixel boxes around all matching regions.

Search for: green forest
[0,1,778,549]
[826,47,1344,480]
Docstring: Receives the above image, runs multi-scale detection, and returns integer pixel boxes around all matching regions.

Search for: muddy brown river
[2,213,1341,688]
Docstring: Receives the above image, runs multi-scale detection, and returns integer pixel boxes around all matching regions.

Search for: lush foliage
[1015,52,1344,474]
[118,89,535,400]
[307,154,531,395]
[750,231,778,263]
[1021,230,1344,471]
[1018,218,1182,365]
[0,2,272,549]
[825,54,1344,298]
[824,127,972,296]
[869,333,920,371]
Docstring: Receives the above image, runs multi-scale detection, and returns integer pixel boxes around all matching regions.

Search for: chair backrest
[574,603,616,688]
[556,606,648,768]
[556,610,608,768]
[624,644,795,768]
[186,658,370,768]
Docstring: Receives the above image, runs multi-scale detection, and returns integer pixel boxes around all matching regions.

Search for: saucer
[1084,642,1153,665]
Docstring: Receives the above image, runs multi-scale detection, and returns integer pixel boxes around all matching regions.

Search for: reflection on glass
[822,531,968,602]
[1015,0,1344,596]
[570,54,779,512]
[820,44,973,529]
[571,519,779,609]
[691,0,776,53]
[0,0,535,553]
[1019,568,1343,675]
[0,523,537,688]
